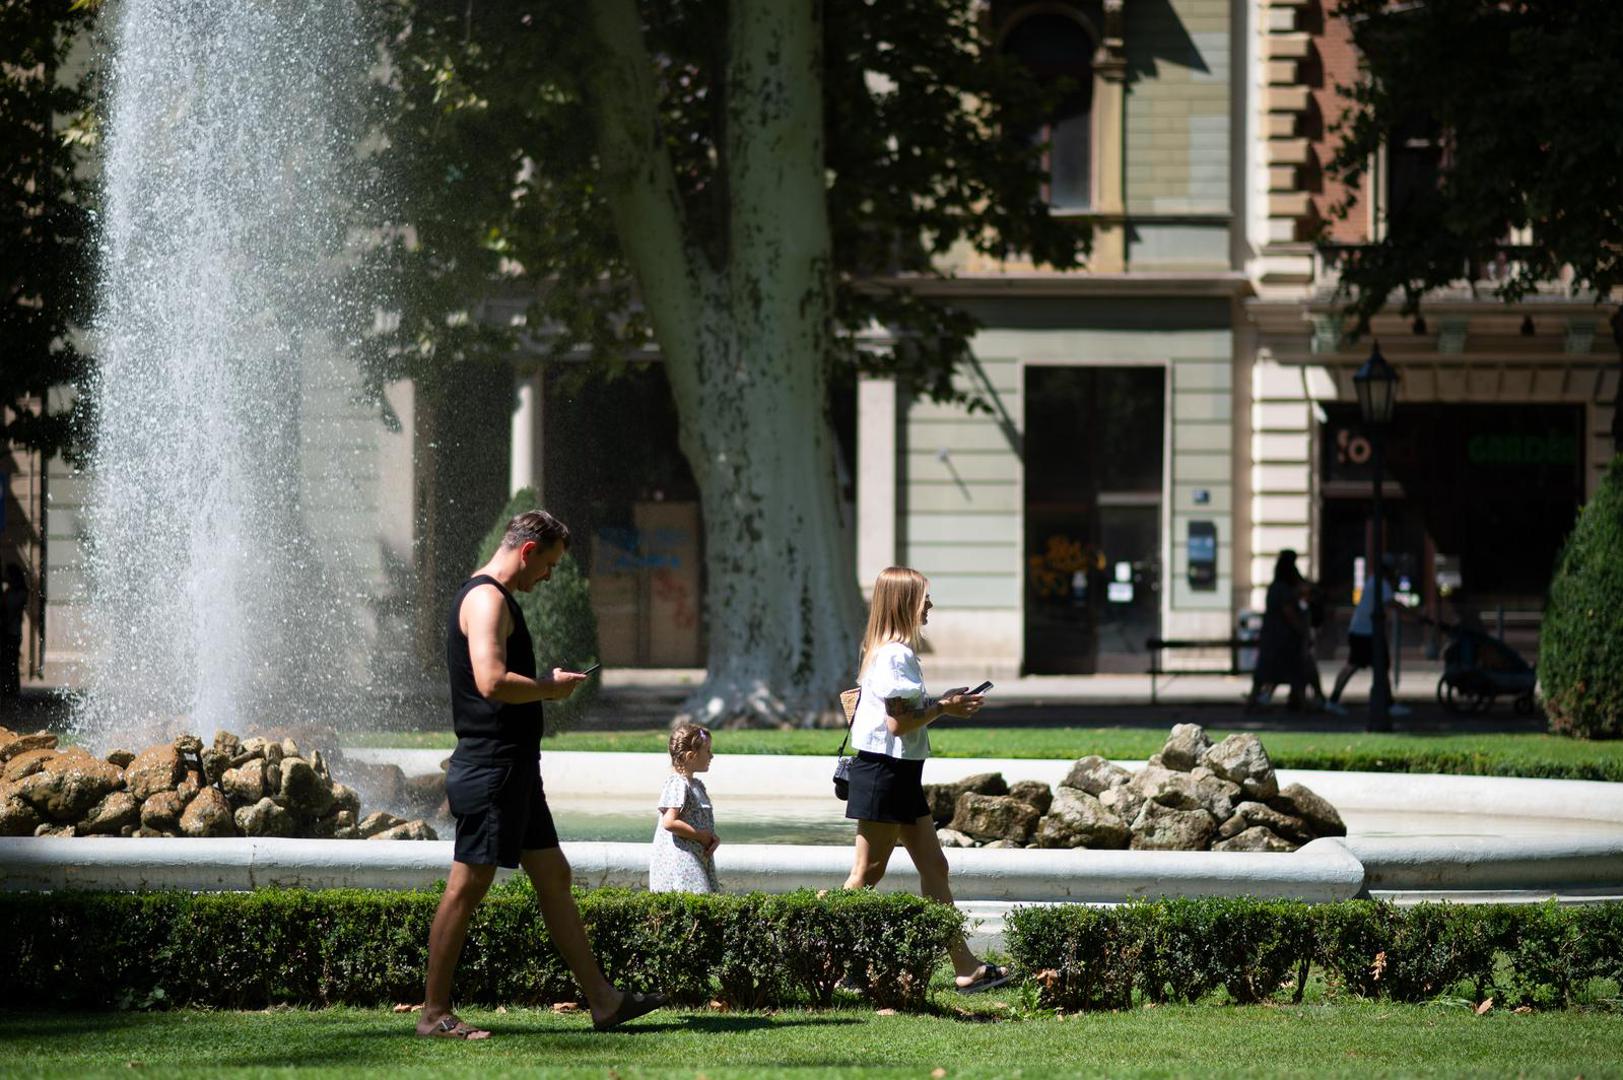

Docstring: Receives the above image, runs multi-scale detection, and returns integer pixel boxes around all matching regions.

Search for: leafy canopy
[361,0,1088,400]
[1326,0,1623,326]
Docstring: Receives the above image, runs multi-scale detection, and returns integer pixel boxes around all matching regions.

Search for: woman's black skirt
[844,750,930,824]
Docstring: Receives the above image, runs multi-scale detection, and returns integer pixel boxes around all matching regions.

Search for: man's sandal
[955,963,1015,994]
[420,1015,490,1039]
[592,990,668,1031]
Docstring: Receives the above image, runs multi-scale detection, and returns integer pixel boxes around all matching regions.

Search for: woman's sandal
[592,990,669,1031]
[420,1015,490,1039]
[955,963,1015,994]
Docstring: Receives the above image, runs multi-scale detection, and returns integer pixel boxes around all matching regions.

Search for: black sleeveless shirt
[447,574,543,763]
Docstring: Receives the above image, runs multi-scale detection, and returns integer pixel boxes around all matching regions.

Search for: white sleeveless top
[851,641,930,760]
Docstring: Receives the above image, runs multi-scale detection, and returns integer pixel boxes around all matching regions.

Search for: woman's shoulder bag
[832,686,860,800]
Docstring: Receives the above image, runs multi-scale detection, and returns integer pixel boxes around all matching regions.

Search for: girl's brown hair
[668,723,711,764]
[857,566,928,678]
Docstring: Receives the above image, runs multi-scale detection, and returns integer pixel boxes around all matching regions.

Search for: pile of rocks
[0,727,437,841]
[929,725,1345,853]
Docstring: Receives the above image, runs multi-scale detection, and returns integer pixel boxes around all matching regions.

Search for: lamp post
[1354,344,1398,732]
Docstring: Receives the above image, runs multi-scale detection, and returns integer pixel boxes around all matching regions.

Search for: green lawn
[4,999,1620,1079]
[345,727,1623,782]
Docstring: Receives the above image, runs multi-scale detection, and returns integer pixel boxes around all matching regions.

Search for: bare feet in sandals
[955,963,1015,994]
[417,1013,491,1040]
[591,989,669,1031]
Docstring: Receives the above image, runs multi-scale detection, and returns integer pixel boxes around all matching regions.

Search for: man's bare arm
[461,585,584,703]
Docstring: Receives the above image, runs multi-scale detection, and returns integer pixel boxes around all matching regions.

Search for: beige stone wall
[1124,0,1232,214]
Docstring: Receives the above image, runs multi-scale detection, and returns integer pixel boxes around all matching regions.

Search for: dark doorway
[1024,365,1165,674]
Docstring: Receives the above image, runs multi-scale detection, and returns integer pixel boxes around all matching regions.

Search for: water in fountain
[77,0,401,751]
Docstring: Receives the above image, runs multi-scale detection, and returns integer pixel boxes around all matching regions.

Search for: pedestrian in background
[1246,550,1308,710]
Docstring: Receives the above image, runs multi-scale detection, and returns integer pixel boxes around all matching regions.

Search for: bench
[1144,637,1250,705]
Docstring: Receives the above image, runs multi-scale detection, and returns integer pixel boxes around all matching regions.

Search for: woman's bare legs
[899,815,982,979]
[845,818,901,888]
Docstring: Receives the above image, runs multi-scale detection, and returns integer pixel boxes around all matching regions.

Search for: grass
[4,997,1621,1079]
[344,727,1623,782]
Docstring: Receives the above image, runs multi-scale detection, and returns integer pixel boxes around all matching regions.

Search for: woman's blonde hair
[858,566,929,677]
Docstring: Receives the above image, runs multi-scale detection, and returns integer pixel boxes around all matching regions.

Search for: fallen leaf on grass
[551,1002,580,1014]
[391,1003,424,1013]
[1513,1005,1533,1015]
[932,1069,947,1079]
[875,1008,897,1016]
[708,999,729,1012]
[495,1006,508,1015]
[1475,999,1493,1015]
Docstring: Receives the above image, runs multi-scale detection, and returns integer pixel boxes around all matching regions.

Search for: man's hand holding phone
[547,662,600,699]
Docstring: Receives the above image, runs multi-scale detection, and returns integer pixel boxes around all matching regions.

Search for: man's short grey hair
[502,509,571,551]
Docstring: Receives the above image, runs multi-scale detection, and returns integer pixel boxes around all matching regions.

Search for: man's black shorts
[444,756,559,868]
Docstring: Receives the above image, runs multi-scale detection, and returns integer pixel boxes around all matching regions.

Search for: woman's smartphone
[576,663,602,678]
[968,680,993,695]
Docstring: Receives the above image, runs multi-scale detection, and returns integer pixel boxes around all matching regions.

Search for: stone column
[1090,0,1128,271]
[856,374,897,595]
[509,370,542,497]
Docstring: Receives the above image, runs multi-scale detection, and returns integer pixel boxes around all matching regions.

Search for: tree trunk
[588,0,864,725]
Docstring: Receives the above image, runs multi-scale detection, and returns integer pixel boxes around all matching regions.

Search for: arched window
[1002,11,1095,210]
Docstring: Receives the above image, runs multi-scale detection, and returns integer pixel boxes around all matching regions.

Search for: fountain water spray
[78,0,398,750]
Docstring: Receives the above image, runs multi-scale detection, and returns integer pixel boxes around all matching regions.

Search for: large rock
[124,745,186,802]
[1098,783,1146,824]
[1129,801,1217,850]
[1160,723,1212,771]
[79,790,141,835]
[401,773,445,816]
[200,748,231,785]
[1143,770,1205,812]
[235,796,295,837]
[0,731,57,762]
[0,780,42,836]
[369,819,439,841]
[180,788,236,837]
[105,749,136,768]
[1190,766,1243,822]
[1201,734,1279,800]
[1212,826,1297,853]
[1033,786,1131,849]
[357,810,405,838]
[311,808,358,840]
[948,792,1040,844]
[338,761,405,807]
[1268,783,1346,838]
[35,823,75,837]
[329,783,360,816]
[172,734,204,757]
[278,757,334,817]
[936,827,975,848]
[4,747,58,782]
[221,759,274,804]
[140,790,187,832]
[1007,779,1053,816]
[957,772,1009,798]
[212,730,243,760]
[922,783,958,824]
[1228,800,1314,845]
[17,751,124,822]
[1061,755,1132,795]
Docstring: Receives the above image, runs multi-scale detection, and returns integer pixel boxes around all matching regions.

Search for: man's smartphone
[576,663,602,678]
[968,680,993,695]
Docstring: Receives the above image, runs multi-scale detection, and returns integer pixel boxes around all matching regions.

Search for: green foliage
[0,884,959,1013]
[476,488,601,732]
[1325,0,1623,326]
[1541,457,1623,738]
[1007,897,1622,1012]
[0,0,96,459]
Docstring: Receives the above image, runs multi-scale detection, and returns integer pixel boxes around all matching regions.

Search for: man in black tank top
[418,509,666,1040]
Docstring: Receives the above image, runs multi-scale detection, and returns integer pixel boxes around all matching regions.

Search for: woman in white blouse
[842,566,1011,993]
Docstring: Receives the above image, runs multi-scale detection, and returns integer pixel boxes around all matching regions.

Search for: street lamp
[1353,344,1399,731]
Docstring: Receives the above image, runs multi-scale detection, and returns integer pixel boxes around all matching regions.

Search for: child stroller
[1432,619,1537,715]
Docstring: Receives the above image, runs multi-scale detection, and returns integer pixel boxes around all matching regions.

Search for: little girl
[649,723,719,893]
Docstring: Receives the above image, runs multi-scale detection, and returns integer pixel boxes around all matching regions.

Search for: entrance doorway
[1023,366,1165,674]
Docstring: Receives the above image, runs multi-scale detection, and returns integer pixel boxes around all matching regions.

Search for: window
[1002,12,1095,210]
[1384,111,1444,232]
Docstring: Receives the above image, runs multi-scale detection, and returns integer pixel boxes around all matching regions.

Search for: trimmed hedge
[0,885,960,1013]
[1541,455,1623,739]
[1007,898,1623,1011]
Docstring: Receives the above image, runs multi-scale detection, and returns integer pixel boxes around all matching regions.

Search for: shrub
[1540,455,1623,738]
[0,885,957,1013]
[477,488,601,732]
[1004,904,1137,1012]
